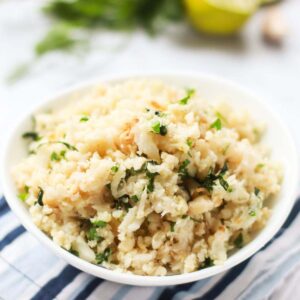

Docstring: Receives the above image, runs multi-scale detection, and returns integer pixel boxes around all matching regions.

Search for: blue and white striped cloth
[1,196,300,300]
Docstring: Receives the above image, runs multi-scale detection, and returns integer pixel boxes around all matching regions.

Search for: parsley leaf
[87,227,103,241]
[151,121,168,136]
[179,88,195,105]
[22,131,41,141]
[186,138,193,148]
[111,164,119,173]
[178,159,190,177]
[210,118,222,130]
[92,220,107,228]
[200,257,214,269]
[234,233,244,248]
[170,221,176,232]
[18,185,29,202]
[69,248,79,256]
[254,187,260,196]
[80,116,89,122]
[96,248,112,264]
[249,210,256,217]
[37,187,44,206]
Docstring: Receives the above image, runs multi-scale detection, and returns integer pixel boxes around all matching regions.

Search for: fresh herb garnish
[146,169,159,193]
[219,176,229,191]
[254,187,260,196]
[170,221,176,232]
[131,195,139,203]
[178,88,195,105]
[50,150,67,161]
[57,141,78,151]
[37,187,44,206]
[197,162,230,192]
[210,118,222,130]
[69,248,79,256]
[80,116,89,122]
[18,185,29,202]
[215,111,227,123]
[249,210,256,217]
[186,138,193,148]
[114,195,133,211]
[50,152,60,161]
[87,227,103,241]
[92,220,107,228]
[111,164,119,173]
[22,131,41,141]
[234,233,244,248]
[96,247,112,264]
[151,121,168,136]
[178,159,190,177]
[200,257,214,269]
[255,163,265,172]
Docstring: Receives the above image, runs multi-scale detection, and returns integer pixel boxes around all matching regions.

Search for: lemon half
[185,0,260,35]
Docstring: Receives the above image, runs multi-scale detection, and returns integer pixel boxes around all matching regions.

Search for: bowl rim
[1,71,299,286]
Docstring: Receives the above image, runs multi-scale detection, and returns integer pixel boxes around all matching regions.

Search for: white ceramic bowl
[1,72,299,286]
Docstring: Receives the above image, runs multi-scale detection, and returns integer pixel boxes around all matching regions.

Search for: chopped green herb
[18,185,29,202]
[215,111,227,123]
[146,170,159,193]
[186,138,193,148]
[87,227,102,241]
[92,220,107,228]
[170,221,176,232]
[50,152,60,161]
[255,163,265,172]
[249,210,256,217]
[131,195,139,203]
[57,141,78,151]
[210,118,222,130]
[234,233,244,248]
[197,162,229,192]
[159,125,168,136]
[182,214,188,219]
[111,164,119,173]
[228,187,233,193]
[96,248,112,264]
[200,257,214,269]
[151,121,168,136]
[254,187,260,196]
[60,150,66,159]
[219,176,229,191]
[179,88,195,105]
[105,183,111,191]
[114,195,132,211]
[219,162,228,175]
[80,116,89,122]
[37,187,44,206]
[178,159,190,177]
[69,248,79,256]
[22,131,41,141]
[29,150,36,155]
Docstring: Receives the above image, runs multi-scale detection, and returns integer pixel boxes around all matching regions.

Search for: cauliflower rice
[13,79,282,276]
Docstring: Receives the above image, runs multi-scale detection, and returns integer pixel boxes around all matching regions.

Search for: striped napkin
[0,196,299,300]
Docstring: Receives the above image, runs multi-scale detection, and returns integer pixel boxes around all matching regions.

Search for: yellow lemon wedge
[184,0,260,35]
